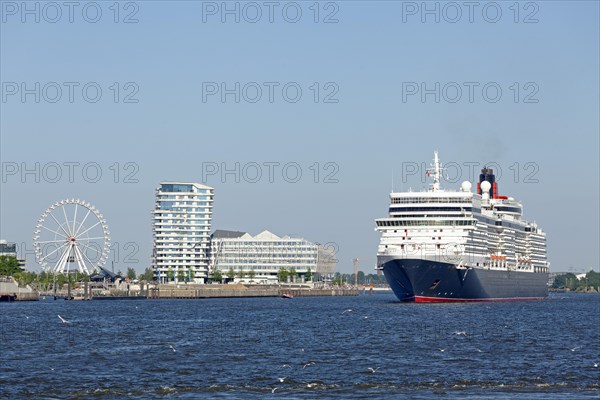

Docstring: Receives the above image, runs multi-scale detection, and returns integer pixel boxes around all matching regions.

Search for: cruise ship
[376,152,549,302]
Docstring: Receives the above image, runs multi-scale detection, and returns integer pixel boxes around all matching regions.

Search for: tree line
[0,256,154,286]
[552,270,600,290]
[1,255,389,286]
[330,271,387,286]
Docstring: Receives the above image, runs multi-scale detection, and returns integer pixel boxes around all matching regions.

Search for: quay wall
[33,283,359,300]
[150,285,358,299]
[0,278,39,301]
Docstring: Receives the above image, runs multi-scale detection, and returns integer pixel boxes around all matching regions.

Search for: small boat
[281,293,294,299]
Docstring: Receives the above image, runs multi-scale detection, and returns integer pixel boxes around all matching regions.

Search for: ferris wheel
[33,199,110,274]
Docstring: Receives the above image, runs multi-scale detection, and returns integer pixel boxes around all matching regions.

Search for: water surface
[1,292,599,399]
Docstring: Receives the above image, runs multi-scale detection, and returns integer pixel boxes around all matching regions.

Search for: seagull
[342,309,353,314]
[453,331,467,336]
[439,348,446,352]
[271,387,278,393]
[57,315,70,324]
[475,349,483,353]
[303,362,315,369]
[278,377,287,383]
[364,316,369,319]
[306,383,317,388]
[570,347,580,352]
[168,344,176,353]
[49,367,55,371]
[24,314,30,319]
[593,363,598,368]
[367,367,380,373]
[281,364,291,368]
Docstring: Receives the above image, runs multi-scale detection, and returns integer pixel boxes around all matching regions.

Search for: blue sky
[1,1,598,274]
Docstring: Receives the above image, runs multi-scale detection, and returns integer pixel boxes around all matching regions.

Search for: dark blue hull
[381,258,548,302]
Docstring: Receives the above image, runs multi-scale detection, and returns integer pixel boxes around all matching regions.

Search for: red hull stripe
[413,296,546,303]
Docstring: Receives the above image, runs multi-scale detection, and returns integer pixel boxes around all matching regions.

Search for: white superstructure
[376,152,549,274]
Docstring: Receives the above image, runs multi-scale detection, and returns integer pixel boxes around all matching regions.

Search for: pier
[0,277,39,301]
[36,283,358,300]
[150,285,358,299]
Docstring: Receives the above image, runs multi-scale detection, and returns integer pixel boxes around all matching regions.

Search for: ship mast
[430,151,442,192]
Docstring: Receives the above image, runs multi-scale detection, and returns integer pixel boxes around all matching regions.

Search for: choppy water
[1,292,599,399]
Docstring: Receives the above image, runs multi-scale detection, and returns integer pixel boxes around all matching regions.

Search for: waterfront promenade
[150,284,358,299]
[36,283,359,300]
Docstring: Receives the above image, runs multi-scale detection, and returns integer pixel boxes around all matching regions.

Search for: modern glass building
[152,182,214,284]
[209,230,333,284]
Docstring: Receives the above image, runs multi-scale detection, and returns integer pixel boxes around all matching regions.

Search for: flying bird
[570,347,580,352]
[57,315,70,324]
[342,309,353,314]
[367,367,380,373]
[278,377,287,383]
[271,387,278,393]
[168,344,176,353]
[303,362,315,368]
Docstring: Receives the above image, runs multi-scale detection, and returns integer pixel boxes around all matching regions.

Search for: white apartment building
[152,182,214,284]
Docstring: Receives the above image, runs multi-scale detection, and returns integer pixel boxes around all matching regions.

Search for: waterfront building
[210,230,333,284]
[0,240,26,271]
[152,182,214,284]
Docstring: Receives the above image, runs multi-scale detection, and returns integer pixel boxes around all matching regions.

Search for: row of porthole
[420,292,454,296]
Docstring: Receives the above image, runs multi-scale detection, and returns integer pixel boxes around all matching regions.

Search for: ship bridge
[487,198,523,218]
